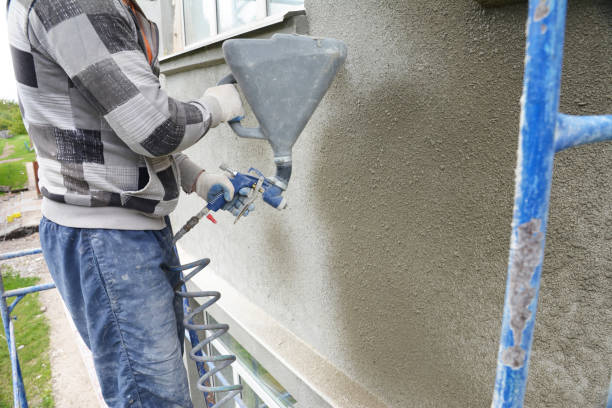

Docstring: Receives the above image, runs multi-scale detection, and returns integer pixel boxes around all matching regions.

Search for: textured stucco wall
[162,1,611,407]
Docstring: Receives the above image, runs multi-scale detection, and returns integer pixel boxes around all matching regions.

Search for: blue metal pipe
[555,114,612,152]
[10,320,29,408]
[607,377,612,408]
[2,283,56,299]
[492,0,568,407]
[1,271,19,407]
[9,295,25,314]
[1,264,30,406]
[0,248,42,261]
[10,322,20,407]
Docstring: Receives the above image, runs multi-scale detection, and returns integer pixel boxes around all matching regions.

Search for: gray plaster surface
[163,1,611,406]
[476,0,525,7]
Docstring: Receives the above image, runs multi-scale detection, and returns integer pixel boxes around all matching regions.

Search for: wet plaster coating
[162,1,611,407]
[501,219,544,369]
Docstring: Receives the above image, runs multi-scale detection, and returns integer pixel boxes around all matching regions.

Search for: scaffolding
[491,0,612,407]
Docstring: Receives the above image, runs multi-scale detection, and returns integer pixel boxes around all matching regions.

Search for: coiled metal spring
[168,258,243,407]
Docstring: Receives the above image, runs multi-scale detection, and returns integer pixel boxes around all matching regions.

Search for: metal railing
[491,0,612,407]
[0,248,247,408]
[0,248,49,408]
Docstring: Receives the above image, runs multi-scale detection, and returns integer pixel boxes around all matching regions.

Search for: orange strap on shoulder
[121,0,154,65]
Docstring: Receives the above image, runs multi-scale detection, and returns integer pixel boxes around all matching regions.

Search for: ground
[0,134,36,191]
[0,233,101,407]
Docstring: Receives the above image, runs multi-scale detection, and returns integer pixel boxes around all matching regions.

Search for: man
[7,0,250,406]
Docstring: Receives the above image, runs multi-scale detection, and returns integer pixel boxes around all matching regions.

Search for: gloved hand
[199,84,245,128]
[223,188,255,217]
[194,173,255,217]
[194,172,235,203]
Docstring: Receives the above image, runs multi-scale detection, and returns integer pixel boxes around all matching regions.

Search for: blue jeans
[39,217,193,408]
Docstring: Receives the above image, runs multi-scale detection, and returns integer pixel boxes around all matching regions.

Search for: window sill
[160,9,305,63]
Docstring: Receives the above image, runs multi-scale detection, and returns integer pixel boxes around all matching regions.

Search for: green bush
[0,135,37,191]
[0,100,27,137]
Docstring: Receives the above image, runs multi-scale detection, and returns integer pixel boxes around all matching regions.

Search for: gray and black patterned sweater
[7,0,213,230]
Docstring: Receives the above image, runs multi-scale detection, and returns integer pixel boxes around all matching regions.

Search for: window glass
[183,0,217,46]
[218,0,261,33]
[211,344,235,391]
[208,315,298,407]
[181,0,304,49]
[241,380,269,408]
[268,0,304,15]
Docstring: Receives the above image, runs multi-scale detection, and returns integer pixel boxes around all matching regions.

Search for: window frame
[169,0,305,59]
[209,326,291,408]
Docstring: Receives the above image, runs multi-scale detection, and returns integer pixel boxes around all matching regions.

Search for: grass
[0,134,37,191]
[0,267,53,408]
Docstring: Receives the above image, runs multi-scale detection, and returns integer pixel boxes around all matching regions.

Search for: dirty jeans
[39,217,193,408]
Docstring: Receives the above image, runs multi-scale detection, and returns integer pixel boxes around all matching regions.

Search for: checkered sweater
[7,0,212,229]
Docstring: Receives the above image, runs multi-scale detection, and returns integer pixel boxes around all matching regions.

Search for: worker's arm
[27,0,242,158]
[173,153,206,194]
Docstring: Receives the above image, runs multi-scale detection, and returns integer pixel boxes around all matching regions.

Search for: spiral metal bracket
[167,258,243,407]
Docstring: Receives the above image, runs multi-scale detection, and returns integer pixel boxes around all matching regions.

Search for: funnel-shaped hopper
[222,34,347,187]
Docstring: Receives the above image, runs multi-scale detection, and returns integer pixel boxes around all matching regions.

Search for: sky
[0,8,18,102]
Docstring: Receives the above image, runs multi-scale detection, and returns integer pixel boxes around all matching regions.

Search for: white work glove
[194,172,235,204]
[199,84,245,128]
[194,172,255,217]
[222,188,255,217]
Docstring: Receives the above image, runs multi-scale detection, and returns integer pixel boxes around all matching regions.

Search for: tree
[0,99,27,136]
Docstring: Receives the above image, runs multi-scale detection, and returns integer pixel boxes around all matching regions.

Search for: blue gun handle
[262,185,285,209]
[206,193,227,212]
[206,170,285,212]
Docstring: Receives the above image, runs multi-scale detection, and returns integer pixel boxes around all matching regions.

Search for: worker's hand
[200,84,245,128]
[223,188,255,217]
[194,174,254,217]
[194,172,235,204]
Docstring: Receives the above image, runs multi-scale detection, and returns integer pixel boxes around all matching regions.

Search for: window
[182,0,305,48]
[207,314,298,408]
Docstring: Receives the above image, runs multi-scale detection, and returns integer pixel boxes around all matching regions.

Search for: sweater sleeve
[174,153,204,194]
[28,0,213,158]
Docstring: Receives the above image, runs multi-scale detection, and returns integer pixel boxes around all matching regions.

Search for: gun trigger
[234,176,264,224]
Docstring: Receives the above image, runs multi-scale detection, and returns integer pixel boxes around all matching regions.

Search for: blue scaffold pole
[491,0,568,406]
[1,247,53,407]
[492,0,612,406]
[0,248,43,261]
[0,270,29,407]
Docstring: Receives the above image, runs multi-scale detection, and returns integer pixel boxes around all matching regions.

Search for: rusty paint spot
[540,24,547,34]
[501,219,544,369]
[534,0,550,22]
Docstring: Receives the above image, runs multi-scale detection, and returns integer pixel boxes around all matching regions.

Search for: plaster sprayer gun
[170,34,346,407]
[172,164,287,243]
[174,33,347,244]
